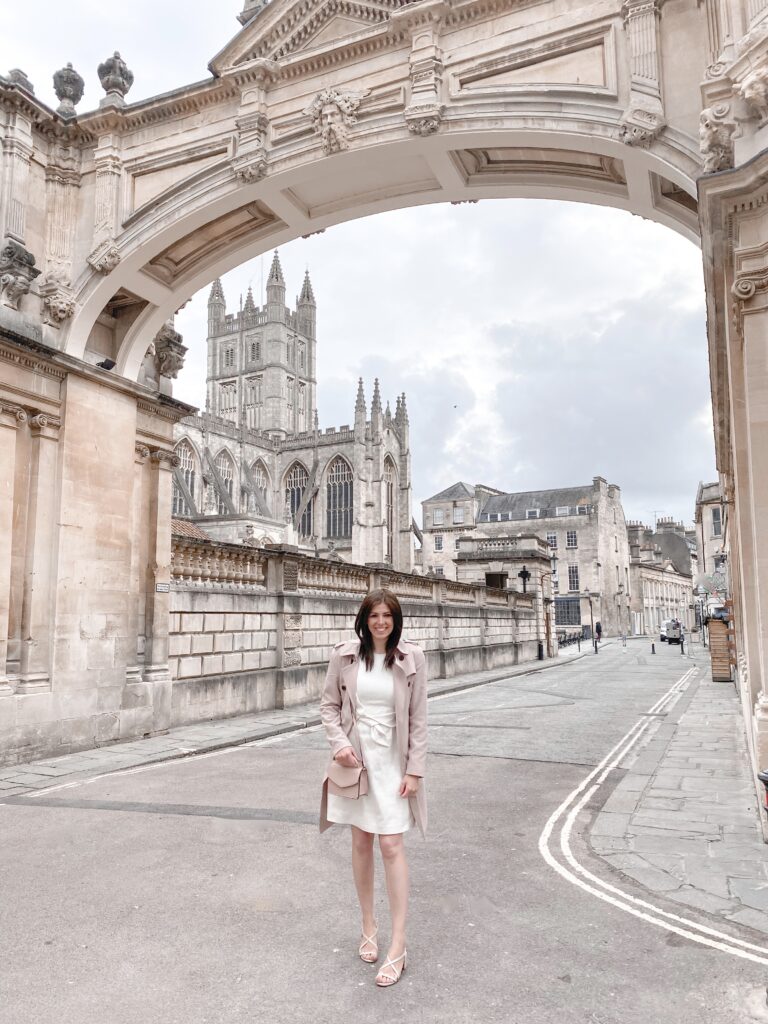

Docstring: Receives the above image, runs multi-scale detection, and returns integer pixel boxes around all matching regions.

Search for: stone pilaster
[40,142,81,327]
[0,115,33,243]
[88,136,122,271]
[142,448,179,731]
[402,3,446,136]
[618,0,665,146]
[0,402,27,694]
[16,413,61,693]
[126,443,150,686]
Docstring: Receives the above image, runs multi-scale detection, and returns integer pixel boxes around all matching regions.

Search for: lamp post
[585,590,599,653]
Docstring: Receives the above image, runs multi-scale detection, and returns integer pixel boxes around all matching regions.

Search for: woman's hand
[399,774,420,797]
[333,746,359,768]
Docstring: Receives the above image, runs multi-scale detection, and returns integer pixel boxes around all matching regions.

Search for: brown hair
[354,589,403,670]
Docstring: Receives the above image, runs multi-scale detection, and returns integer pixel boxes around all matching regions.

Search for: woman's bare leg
[377,833,408,981]
[351,826,377,954]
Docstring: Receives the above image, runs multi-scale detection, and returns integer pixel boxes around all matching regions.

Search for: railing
[171,537,267,588]
[171,535,531,609]
[297,559,370,594]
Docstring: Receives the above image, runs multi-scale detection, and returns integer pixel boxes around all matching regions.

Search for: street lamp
[584,590,600,653]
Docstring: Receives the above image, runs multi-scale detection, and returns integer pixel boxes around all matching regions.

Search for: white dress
[327,652,414,835]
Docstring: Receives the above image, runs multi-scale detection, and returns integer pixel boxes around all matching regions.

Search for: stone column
[16,413,61,693]
[126,443,150,686]
[0,402,26,693]
[142,448,178,731]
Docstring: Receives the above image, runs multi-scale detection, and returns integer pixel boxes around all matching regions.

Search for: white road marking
[538,666,768,965]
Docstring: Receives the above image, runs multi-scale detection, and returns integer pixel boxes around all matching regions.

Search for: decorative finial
[53,63,84,118]
[97,51,134,107]
[355,377,366,412]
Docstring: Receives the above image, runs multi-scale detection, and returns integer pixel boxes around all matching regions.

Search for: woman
[319,589,428,988]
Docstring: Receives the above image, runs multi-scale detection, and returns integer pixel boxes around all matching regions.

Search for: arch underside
[71,122,700,383]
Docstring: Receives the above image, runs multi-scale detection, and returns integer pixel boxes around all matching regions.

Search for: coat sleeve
[405,645,428,777]
[319,649,353,758]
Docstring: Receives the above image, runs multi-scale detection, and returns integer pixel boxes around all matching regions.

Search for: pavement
[3,638,768,1024]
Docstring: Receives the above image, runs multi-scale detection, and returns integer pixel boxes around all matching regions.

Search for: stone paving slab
[0,644,589,795]
[588,665,768,937]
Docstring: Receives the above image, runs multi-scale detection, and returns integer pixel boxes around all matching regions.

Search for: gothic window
[285,462,313,537]
[385,458,396,564]
[215,450,235,515]
[245,376,263,429]
[287,342,293,364]
[299,344,305,370]
[298,383,306,427]
[219,382,237,421]
[250,339,261,362]
[172,439,197,516]
[286,376,294,410]
[224,347,235,368]
[326,457,353,539]
[251,459,270,513]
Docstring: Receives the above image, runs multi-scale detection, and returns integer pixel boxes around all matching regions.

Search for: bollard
[651,642,656,654]
[594,639,599,654]
[680,637,685,655]
[577,637,581,652]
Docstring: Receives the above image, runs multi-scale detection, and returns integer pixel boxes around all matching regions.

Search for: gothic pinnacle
[244,285,256,314]
[355,377,366,412]
[268,249,285,285]
[299,268,316,304]
[371,377,382,412]
[208,278,224,304]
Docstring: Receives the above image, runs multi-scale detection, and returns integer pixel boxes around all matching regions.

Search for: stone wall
[167,539,540,728]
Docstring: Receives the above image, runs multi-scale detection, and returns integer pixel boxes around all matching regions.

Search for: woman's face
[368,601,394,643]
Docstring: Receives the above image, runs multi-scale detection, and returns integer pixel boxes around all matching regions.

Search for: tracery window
[250,460,270,513]
[172,440,197,516]
[245,376,263,429]
[385,458,396,564]
[219,382,237,421]
[215,450,235,515]
[286,462,313,537]
[326,457,353,538]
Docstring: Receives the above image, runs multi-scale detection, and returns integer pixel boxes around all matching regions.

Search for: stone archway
[4,0,768,786]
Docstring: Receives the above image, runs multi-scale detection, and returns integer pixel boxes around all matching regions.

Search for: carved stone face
[321,102,341,129]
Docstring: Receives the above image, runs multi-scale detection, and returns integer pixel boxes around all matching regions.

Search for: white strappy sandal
[375,950,407,987]
[359,923,379,963]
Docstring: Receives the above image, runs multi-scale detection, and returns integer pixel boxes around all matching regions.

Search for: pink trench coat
[319,638,428,838]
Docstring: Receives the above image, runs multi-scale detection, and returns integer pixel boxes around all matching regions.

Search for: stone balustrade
[167,538,544,727]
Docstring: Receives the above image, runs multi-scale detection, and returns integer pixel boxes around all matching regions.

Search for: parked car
[667,620,682,645]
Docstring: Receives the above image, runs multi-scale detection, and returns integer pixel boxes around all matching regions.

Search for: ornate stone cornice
[87,239,121,274]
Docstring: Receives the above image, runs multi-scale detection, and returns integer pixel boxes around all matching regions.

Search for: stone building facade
[627,519,695,637]
[695,481,729,617]
[171,254,413,571]
[422,477,631,637]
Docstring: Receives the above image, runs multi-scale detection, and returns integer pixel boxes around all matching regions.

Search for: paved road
[2,643,767,1024]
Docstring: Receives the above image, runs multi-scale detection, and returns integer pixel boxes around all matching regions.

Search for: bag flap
[327,761,363,788]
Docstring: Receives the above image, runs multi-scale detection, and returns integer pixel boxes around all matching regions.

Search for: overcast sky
[3,2,716,527]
